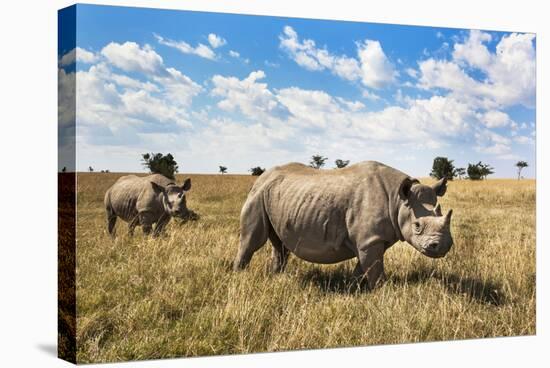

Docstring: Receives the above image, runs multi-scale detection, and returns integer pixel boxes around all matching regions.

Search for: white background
[0,0,547,367]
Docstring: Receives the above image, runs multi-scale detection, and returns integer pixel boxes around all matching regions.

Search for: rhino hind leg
[128,215,140,236]
[233,195,270,271]
[269,228,289,273]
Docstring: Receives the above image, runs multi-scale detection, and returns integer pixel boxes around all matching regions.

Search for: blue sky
[58,4,536,177]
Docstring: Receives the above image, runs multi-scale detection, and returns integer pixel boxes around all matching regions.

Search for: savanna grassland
[74,172,536,363]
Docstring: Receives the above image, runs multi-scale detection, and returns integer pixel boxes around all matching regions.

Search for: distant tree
[88,166,94,172]
[250,166,265,176]
[335,159,350,169]
[430,157,456,180]
[455,167,466,180]
[479,162,494,180]
[105,169,110,173]
[61,166,66,173]
[515,161,528,180]
[219,166,227,175]
[309,155,328,169]
[100,170,105,173]
[141,153,178,179]
[467,161,494,180]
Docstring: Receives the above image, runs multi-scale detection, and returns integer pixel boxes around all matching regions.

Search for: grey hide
[104,174,192,237]
[233,161,453,289]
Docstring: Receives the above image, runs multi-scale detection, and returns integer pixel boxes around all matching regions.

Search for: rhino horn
[444,209,453,225]
[434,203,442,216]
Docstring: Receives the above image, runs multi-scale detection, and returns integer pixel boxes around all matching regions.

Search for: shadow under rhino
[301,267,507,306]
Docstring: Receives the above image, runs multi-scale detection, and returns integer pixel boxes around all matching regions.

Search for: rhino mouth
[421,240,452,258]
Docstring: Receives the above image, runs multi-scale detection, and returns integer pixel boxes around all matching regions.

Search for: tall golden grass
[74,172,535,363]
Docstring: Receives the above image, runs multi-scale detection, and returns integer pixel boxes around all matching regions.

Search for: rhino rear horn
[432,177,448,197]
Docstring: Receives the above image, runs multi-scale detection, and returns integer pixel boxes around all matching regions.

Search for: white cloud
[58,68,75,127]
[228,50,249,64]
[452,30,493,70]
[479,110,512,128]
[513,135,534,145]
[60,47,99,66]
[418,30,536,108]
[208,33,227,48]
[101,42,164,74]
[357,40,397,88]
[362,89,381,101]
[155,34,216,60]
[405,67,418,79]
[279,26,395,89]
[211,70,286,119]
[72,40,203,151]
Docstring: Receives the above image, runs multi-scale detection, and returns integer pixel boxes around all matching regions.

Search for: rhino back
[106,174,166,222]
[258,161,409,261]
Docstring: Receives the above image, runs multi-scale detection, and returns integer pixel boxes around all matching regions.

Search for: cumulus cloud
[70,40,203,155]
[208,33,226,48]
[101,42,164,74]
[211,70,288,119]
[357,40,398,88]
[479,110,512,128]
[418,30,536,108]
[154,33,216,60]
[279,26,396,89]
[59,47,99,66]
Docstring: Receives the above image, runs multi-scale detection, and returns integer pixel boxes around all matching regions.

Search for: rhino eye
[413,221,423,234]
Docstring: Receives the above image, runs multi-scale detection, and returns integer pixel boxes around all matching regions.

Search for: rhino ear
[432,177,448,197]
[182,178,191,191]
[399,177,416,200]
[150,182,166,195]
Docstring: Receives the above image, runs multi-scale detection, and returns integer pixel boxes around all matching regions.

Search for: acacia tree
[88,166,94,172]
[516,161,528,180]
[141,153,178,179]
[219,166,228,175]
[430,157,456,180]
[455,167,466,180]
[467,161,494,180]
[250,166,265,176]
[335,159,350,168]
[310,155,328,169]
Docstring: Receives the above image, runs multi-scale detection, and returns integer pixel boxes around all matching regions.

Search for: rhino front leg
[152,214,170,237]
[354,243,386,290]
[138,211,155,236]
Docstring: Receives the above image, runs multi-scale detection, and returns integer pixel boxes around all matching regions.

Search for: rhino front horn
[445,209,453,224]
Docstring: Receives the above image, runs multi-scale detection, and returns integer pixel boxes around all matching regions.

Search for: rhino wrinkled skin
[234,161,453,289]
[104,174,191,237]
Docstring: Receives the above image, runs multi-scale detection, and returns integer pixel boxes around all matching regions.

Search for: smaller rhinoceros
[104,174,192,237]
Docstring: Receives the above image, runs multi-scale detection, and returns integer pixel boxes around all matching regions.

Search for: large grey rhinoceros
[104,174,192,237]
[233,161,453,289]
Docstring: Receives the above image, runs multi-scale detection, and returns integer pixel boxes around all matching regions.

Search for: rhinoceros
[233,161,453,289]
[104,174,192,237]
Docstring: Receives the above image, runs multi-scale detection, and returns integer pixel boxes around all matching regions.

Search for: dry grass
[74,173,536,363]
